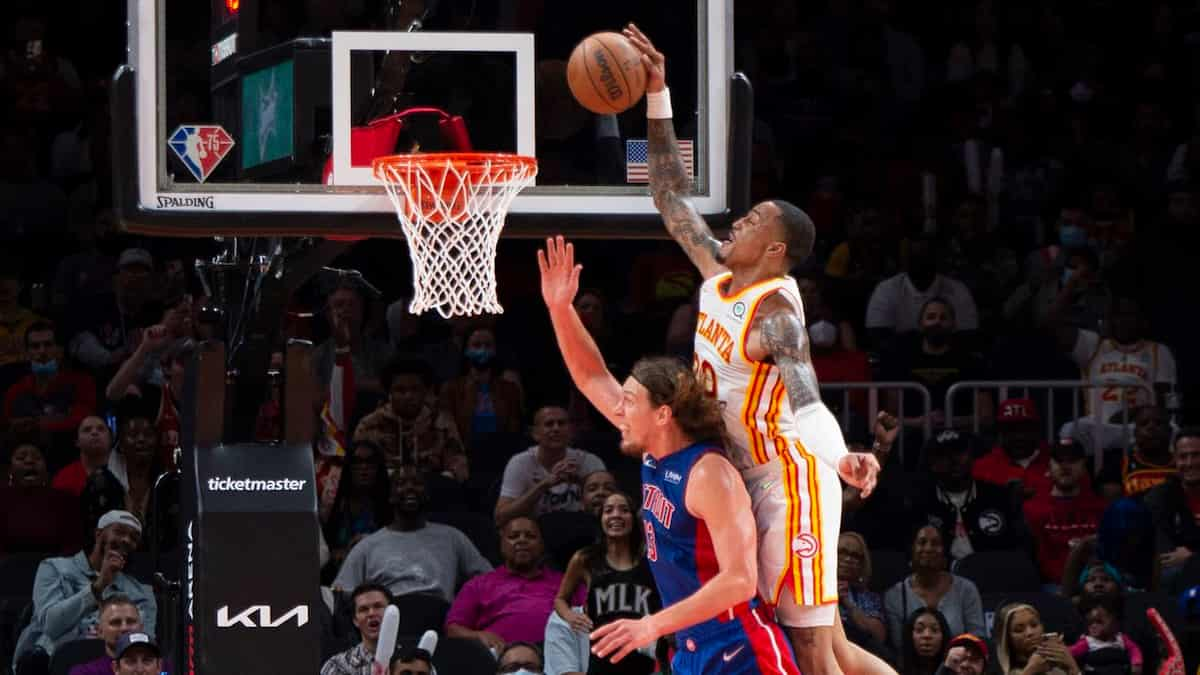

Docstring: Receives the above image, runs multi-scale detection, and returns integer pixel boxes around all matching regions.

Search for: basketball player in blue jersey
[624,22,895,675]
[538,237,800,675]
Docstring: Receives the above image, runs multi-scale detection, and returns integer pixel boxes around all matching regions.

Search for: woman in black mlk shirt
[554,492,662,674]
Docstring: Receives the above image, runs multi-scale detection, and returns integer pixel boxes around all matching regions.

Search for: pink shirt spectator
[445,566,585,644]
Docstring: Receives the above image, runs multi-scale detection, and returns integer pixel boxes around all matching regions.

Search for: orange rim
[371,152,537,182]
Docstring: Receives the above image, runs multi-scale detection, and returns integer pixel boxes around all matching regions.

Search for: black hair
[350,583,395,609]
[772,200,815,266]
[23,320,56,348]
[902,607,952,674]
[324,440,393,547]
[381,356,434,391]
[1078,592,1124,621]
[919,296,956,321]
[496,641,544,671]
[1175,427,1200,449]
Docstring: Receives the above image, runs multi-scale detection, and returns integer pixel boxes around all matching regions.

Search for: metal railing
[819,381,933,465]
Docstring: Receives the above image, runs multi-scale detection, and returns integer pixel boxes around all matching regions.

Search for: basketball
[567,32,647,115]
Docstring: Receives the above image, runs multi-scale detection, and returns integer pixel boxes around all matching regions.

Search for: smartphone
[1041,632,1062,644]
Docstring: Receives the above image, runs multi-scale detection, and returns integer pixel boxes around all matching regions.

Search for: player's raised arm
[623,23,724,280]
[538,236,624,427]
[591,453,757,663]
[755,297,880,496]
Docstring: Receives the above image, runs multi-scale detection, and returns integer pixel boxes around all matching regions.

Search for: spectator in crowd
[972,398,1053,499]
[389,647,434,675]
[109,633,163,675]
[804,273,872,418]
[865,235,979,343]
[1144,428,1200,581]
[939,634,989,675]
[824,203,900,310]
[0,263,44,369]
[910,430,1026,560]
[322,440,392,568]
[881,298,992,432]
[843,413,905,549]
[1023,438,1105,589]
[494,406,605,525]
[1008,246,1108,333]
[1095,404,1175,500]
[1068,594,1141,675]
[941,195,1020,320]
[797,269,860,353]
[837,532,888,651]
[103,325,186,463]
[884,525,986,650]
[0,437,79,554]
[320,583,394,675]
[553,492,660,675]
[900,607,951,675]
[441,325,523,448]
[84,395,161,527]
[67,596,159,675]
[51,212,116,314]
[67,248,160,378]
[993,603,1080,675]
[497,642,543,675]
[1094,499,1158,593]
[354,357,463,474]
[51,416,113,497]
[333,464,491,602]
[313,276,393,405]
[3,321,96,443]
[447,516,575,650]
[581,469,617,517]
[1053,296,1175,435]
[14,510,155,675]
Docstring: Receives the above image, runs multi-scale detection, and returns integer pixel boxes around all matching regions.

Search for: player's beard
[619,438,644,458]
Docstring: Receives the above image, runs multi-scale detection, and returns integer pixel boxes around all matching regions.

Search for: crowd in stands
[4,0,1200,673]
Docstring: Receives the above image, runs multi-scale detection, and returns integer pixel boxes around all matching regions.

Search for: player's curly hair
[630,356,726,445]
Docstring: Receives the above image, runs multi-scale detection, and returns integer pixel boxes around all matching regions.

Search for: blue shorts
[671,605,800,675]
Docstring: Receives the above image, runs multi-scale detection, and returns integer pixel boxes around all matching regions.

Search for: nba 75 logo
[168,125,235,183]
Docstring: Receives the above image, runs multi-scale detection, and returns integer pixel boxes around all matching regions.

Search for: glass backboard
[113,0,743,238]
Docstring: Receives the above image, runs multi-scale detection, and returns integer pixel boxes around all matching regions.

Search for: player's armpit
[647,118,724,279]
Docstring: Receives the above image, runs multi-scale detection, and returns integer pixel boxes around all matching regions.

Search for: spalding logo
[791,533,819,559]
[593,49,623,101]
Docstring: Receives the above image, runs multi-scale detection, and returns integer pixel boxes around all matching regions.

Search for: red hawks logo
[791,533,819,559]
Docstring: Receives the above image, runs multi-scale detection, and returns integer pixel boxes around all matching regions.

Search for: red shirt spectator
[972,398,1054,499]
[1023,439,1106,583]
[51,416,113,497]
[0,440,81,555]
[2,322,96,434]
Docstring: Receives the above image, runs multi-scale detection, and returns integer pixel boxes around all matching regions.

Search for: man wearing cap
[910,430,1026,562]
[67,248,160,377]
[111,632,163,675]
[1023,438,1106,588]
[972,398,1054,499]
[938,634,988,675]
[12,510,155,675]
[69,595,172,675]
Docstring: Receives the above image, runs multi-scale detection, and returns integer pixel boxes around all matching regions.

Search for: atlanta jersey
[641,445,799,675]
[1071,329,1176,423]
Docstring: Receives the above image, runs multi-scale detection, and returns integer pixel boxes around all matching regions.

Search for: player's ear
[654,404,672,427]
[765,241,786,259]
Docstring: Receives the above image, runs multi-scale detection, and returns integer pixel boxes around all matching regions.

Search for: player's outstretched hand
[622,23,666,93]
[592,617,658,664]
[538,236,582,311]
[837,452,880,499]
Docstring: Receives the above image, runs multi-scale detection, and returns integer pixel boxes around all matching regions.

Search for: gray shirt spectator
[884,575,985,650]
[332,465,491,602]
[496,407,606,525]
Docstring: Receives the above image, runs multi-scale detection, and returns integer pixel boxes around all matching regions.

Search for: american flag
[626,139,694,184]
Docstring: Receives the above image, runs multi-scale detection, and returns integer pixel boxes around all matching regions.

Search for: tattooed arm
[625,23,725,279]
[753,297,879,493]
[647,119,725,279]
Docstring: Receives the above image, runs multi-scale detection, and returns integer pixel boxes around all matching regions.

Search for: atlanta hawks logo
[791,533,819,559]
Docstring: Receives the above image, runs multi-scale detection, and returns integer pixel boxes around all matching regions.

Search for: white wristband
[646,87,673,119]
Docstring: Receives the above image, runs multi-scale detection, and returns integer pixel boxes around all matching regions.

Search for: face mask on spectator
[31,359,57,377]
[465,348,496,368]
[809,320,837,348]
[1058,223,1089,248]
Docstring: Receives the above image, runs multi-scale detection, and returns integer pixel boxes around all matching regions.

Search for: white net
[374,153,537,318]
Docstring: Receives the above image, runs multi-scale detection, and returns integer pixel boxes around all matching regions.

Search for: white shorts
[741,404,845,628]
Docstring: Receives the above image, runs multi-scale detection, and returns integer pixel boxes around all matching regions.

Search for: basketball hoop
[373,153,537,318]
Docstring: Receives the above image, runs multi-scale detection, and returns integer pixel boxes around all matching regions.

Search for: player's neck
[646,427,696,460]
[725,263,784,295]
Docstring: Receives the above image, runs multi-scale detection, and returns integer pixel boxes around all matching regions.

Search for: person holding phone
[994,604,1081,675]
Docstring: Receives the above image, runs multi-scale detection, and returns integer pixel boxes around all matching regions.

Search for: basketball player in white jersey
[624,23,892,675]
